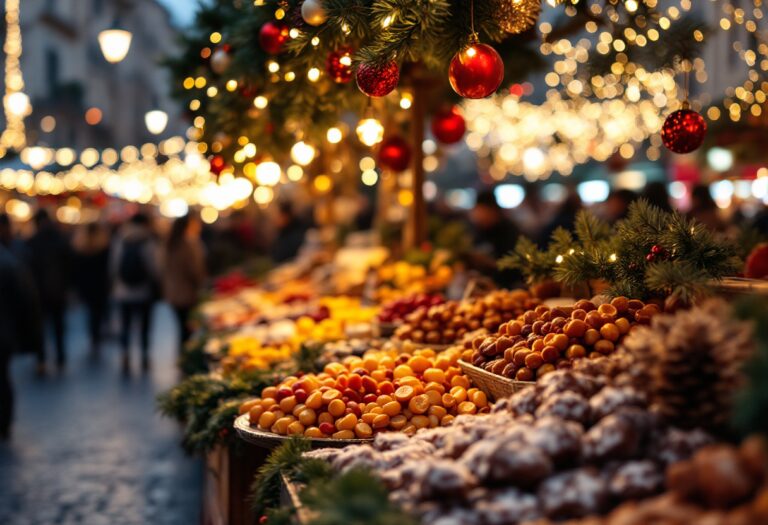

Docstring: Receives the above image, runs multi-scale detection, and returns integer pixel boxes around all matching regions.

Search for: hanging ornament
[301,0,327,26]
[209,155,227,176]
[497,0,541,34]
[210,46,232,75]
[259,21,290,55]
[431,107,466,144]
[378,136,412,172]
[326,47,354,83]
[356,61,400,98]
[661,105,707,154]
[449,41,504,99]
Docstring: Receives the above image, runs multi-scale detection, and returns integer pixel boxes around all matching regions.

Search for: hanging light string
[1,0,28,153]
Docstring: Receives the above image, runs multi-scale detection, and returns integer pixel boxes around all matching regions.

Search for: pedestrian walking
[0,244,43,440]
[161,214,206,351]
[111,213,159,372]
[72,222,111,356]
[24,209,71,370]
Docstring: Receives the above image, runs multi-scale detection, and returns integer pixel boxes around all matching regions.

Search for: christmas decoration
[623,299,754,430]
[431,107,466,144]
[325,47,354,83]
[258,21,289,55]
[645,245,670,263]
[744,243,768,279]
[661,107,707,154]
[551,201,739,303]
[210,46,232,75]
[300,0,327,26]
[209,155,227,176]
[356,61,400,98]
[448,42,504,99]
[377,136,412,172]
[496,0,541,34]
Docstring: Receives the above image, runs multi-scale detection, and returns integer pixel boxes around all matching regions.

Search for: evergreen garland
[157,369,282,454]
[167,0,706,166]
[500,200,739,303]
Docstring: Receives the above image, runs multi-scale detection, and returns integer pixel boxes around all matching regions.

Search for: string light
[1,0,28,152]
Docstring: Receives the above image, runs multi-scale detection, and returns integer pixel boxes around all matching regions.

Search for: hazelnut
[541,346,560,363]
[611,296,629,313]
[513,349,531,367]
[594,339,615,354]
[600,323,620,342]
[566,344,586,359]
[502,362,517,378]
[525,352,544,370]
[574,299,596,312]
[564,319,588,338]
[516,368,534,382]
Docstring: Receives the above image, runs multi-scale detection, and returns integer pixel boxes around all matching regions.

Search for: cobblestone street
[0,304,202,525]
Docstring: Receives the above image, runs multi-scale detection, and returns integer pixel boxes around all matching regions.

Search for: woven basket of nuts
[458,359,534,401]
[234,414,373,449]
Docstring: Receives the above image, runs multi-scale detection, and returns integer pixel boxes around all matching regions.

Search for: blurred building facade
[15,0,183,150]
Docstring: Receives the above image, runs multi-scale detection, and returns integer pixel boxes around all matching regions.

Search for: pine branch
[644,260,714,306]
[573,209,611,247]
[301,468,419,525]
[250,437,313,514]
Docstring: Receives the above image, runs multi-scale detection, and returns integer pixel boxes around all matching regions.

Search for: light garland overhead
[1,0,28,153]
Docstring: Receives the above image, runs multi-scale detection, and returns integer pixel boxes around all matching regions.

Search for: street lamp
[98,24,132,63]
[145,110,168,135]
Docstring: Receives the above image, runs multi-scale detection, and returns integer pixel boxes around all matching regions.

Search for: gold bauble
[497,0,541,34]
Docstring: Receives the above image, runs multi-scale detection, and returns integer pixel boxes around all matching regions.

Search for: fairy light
[1,0,28,152]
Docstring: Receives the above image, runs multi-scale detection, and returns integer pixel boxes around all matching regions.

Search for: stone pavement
[0,304,202,525]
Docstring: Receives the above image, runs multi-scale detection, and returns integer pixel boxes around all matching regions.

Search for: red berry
[293,389,308,403]
[276,387,292,400]
[318,422,335,435]
[363,393,378,403]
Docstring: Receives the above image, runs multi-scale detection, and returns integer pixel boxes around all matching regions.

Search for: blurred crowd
[0,203,313,440]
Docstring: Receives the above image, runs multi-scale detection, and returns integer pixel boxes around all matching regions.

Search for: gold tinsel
[497,0,541,34]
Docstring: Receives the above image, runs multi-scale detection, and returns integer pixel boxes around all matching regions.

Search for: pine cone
[621,299,753,430]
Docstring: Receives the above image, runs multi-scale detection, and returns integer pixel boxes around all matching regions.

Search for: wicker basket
[234,414,373,449]
[458,359,534,401]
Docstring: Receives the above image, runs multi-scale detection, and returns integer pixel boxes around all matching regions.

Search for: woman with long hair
[161,214,206,351]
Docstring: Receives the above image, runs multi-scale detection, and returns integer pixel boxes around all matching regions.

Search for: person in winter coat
[0,244,43,440]
[72,222,111,356]
[161,214,206,351]
[111,213,159,372]
[24,209,71,370]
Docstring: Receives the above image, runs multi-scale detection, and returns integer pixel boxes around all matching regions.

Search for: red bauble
[326,47,354,83]
[209,155,226,176]
[356,61,400,97]
[259,21,290,55]
[745,243,768,279]
[661,108,707,154]
[431,107,466,144]
[377,136,412,172]
[449,43,504,99]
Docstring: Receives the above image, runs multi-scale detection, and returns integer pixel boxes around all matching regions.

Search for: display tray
[234,414,373,449]
[458,359,534,401]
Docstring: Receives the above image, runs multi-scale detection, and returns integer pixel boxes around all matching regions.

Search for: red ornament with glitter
[377,136,412,172]
[661,107,707,154]
[449,42,504,99]
[258,21,290,55]
[356,61,400,97]
[326,47,354,83]
[431,107,466,144]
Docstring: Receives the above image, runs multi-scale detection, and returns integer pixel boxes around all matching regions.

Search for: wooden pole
[405,80,428,250]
